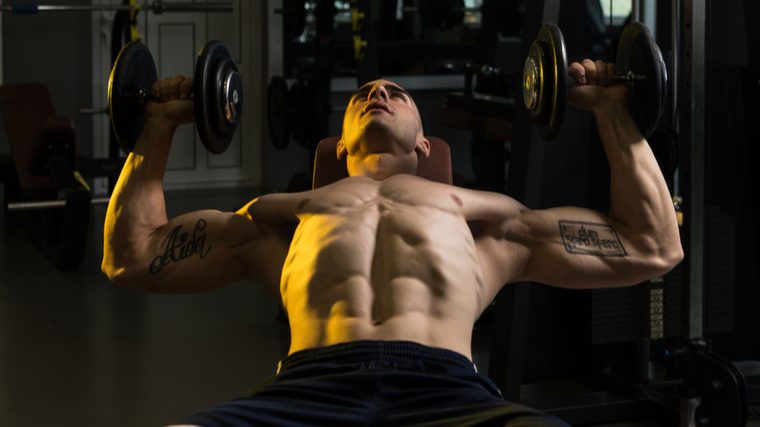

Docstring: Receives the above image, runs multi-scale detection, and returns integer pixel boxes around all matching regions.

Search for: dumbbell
[108,40,243,154]
[522,22,666,141]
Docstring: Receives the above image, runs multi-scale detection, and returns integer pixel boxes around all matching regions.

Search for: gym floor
[1,186,755,427]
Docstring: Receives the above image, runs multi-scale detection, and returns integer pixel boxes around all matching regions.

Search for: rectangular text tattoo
[150,219,212,274]
[558,220,627,257]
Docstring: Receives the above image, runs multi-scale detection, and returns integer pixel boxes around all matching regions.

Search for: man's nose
[368,85,389,101]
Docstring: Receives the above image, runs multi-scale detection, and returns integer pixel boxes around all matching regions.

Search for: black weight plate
[194,40,240,155]
[526,41,547,122]
[108,41,157,153]
[535,23,568,141]
[267,76,290,150]
[657,44,668,117]
[617,22,663,138]
[213,56,243,139]
[648,125,679,178]
[283,0,307,38]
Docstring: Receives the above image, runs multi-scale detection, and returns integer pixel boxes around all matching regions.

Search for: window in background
[464,0,484,26]
[600,0,633,26]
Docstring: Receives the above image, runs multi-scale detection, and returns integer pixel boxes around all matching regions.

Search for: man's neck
[348,152,417,181]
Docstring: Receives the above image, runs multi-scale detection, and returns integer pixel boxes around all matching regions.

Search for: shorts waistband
[277,340,475,373]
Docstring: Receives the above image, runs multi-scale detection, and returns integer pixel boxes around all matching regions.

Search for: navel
[298,199,311,210]
[450,194,463,207]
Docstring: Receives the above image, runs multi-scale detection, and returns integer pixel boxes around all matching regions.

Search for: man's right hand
[144,75,195,127]
[567,59,630,116]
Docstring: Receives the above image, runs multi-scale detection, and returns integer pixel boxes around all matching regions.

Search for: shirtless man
[102,59,683,427]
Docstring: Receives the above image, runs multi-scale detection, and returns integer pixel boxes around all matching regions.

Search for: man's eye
[352,92,369,103]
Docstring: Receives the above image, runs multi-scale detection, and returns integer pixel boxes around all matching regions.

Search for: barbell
[7,198,110,212]
[523,22,666,141]
[0,1,233,14]
[108,39,243,154]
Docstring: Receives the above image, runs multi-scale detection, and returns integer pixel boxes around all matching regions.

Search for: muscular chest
[276,176,489,325]
[286,177,472,278]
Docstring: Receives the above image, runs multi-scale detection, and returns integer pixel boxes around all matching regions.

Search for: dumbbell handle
[1,2,233,14]
[8,197,110,212]
[80,107,109,115]
[129,70,241,125]
[567,71,645,87]
[525,55,646,110]
[130,88,194,104]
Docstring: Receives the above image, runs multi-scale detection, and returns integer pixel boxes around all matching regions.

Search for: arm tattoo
[150,219,212,274]
[558,220,627,257]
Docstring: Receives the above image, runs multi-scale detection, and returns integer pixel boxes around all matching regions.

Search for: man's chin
[360,120,396,143]
[362,113,393,126]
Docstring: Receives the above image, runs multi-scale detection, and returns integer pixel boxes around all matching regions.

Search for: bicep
[510,206,668,288]
[129,209,265,294]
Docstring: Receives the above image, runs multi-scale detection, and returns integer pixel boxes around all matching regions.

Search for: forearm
[102,120,177,284]
[593,106,682,264]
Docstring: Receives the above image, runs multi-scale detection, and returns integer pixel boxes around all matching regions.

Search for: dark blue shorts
[173,340,570,427]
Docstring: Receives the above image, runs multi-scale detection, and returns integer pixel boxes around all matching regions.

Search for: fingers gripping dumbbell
[522,22,666,141]
[108,40,243,154]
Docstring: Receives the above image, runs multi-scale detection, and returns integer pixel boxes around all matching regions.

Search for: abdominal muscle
[280,194,485,360]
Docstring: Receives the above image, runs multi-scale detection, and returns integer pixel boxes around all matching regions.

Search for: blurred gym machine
[267,0,524,192]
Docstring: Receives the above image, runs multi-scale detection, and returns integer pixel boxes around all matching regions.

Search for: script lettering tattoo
[149,219,212,274]
[558,220,628,257]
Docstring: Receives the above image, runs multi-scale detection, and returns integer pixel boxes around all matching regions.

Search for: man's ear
[415,136,431,158]
[337,139,348,160]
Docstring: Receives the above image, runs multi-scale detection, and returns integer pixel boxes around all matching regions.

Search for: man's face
[338,80,428,166]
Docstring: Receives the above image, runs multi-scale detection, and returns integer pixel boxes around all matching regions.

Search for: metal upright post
[671,0,679,131]
[631,0,640,22]
[681,0,706,350]
[310,0,338,163]
[487,0,561,402]
[350,0,380,85]
[679,0,707,425]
